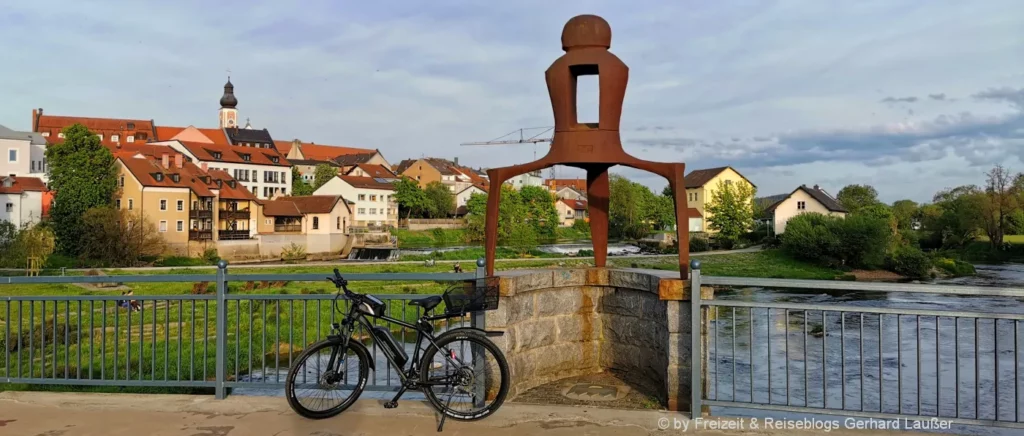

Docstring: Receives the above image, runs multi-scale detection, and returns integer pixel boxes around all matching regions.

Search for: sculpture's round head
[561,15,611,51]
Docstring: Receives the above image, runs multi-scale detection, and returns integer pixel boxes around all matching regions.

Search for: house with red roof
[312,175,397,228]
[0,176,49,228]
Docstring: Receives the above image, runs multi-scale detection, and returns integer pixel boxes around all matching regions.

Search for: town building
[506,171,544,190]
[455,184,487,215]
[151,139,291,199]
[32,109,156,149]
[757,184,848,235]
[257,195,353,255]
[553,186,586,201]
[345,163,397,181]
[556,198,589,227]
[545,178,586,195]
[0,125,49,182]
[0,176,48,228]
[683,166,756,233]
[394,157,484,193]
[313,176,397,228]
[276,139,389,179]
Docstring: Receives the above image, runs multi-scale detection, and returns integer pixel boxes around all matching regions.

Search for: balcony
[219,209,250,220]
[274,224,302,233]
[218,230,250,240]
[189,230,213,241]
[189,209,213,219]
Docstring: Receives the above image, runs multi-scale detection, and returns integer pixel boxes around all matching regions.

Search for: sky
[1,0,1022,203]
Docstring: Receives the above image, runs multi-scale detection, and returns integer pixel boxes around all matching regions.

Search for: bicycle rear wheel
[285,339,369,419]
[419,331,510,421]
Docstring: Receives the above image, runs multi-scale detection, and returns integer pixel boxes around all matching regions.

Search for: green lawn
[610,251,844,280]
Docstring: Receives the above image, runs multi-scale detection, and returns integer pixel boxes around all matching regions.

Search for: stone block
[642,295,667,322]
[556,314,599,342]
[602,314,660,347]
[600,289,645,317]
[498,276,516,297]
[609,270,657,293]
[666,301,693,333]
[516,319,556,350]
[536,289,586,317]
[552,269,587,287]
[488,327,516,354]
[512,271,553,294]
[585,268,610,286]
[667,331,693,362]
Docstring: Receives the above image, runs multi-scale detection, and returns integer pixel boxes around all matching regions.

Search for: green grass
[612,250,844,280]
[391,228,468,247]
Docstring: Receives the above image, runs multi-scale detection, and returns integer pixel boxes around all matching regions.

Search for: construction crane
[461,127,556,179]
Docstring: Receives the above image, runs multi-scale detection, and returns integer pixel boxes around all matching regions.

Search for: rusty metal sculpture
[485,14,691,279]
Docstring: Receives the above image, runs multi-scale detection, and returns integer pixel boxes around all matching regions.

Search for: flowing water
[707,264,1024,435]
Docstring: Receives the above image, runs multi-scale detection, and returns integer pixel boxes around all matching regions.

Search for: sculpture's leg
[484,160,553,276]
[667,163,690,279]
[585,166,611,268]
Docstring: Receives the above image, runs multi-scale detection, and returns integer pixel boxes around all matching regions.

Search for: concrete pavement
[0,391,917,436]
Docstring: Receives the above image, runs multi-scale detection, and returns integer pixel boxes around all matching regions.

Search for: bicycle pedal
[383,401,398,409]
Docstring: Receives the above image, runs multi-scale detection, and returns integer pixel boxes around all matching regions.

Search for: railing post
[215,260,228,399]
[472,258,486,330]
[690,259,702,419]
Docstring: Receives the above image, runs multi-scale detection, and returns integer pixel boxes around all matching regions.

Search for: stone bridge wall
[485,268,711,411]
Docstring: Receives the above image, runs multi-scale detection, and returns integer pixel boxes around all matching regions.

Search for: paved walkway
[0,391,916,436]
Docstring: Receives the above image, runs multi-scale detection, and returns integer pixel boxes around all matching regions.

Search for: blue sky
[2,0,1022,203]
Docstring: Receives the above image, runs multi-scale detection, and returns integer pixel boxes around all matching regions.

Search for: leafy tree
[609,175,652,239]
[0,223,56,268]
[891,199,919,230]
[423,181,455,218]
[393,177,429,219]
[650,194,676,231]
[46,124,117,254]
[464,186,530,246]
[518,185,559,239]
[291,167,313,196]
[705,180,756,247]
[922,185,984,248]
[506,219,538,257]
[981,164,1018,249]
[311,164,338,191]
[782,212,890,269]
[836,184,880,215]
[79,208,165,267]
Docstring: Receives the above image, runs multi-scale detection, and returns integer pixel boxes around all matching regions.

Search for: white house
[0,125,49,183]
[151,139,292,200]
[505,171,543,190]
[759,184,848,235]
[313,175,397,227]
[554,186,586,201]
[0,176,47,228]
[455,185,487,215]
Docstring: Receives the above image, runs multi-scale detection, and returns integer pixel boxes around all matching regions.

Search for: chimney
[813,184,820,190]
[31,109,38,131]
[454,157,459,166]
[161,153,170,169]
[201,162,209,172]
[175,154,183,169]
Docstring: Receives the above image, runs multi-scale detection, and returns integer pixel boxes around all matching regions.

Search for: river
[708,263,1024,435]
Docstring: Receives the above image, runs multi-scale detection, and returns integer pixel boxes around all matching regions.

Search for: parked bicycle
[285,269,510,432]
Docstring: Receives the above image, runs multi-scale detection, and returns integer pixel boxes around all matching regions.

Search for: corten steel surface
[484,15,690,278]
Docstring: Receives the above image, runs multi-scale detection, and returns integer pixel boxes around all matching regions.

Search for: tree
[423,181,455,218]
[291,167,313,196]
[0,223,55,268]
[518,185,559,239]
[46,124,118,254]
[705,180,756,247]
[609,175,652,239]
[79,208,166,266]
[891,200,919,230]
[981,164,1018,249]
[836,184,880,215]
[392,177,429,219]
[923,185,985,248]
[311,164,338,192]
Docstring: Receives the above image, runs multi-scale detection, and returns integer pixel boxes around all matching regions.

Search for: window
[797,201,806,210]
[176,221,184,232]
[271,157,279,163]
[370,195,377,202]
[116,199,121,209]
[370,208,377,215]
[127,136,135,143]
[7,149,16,162]
[127,122,135,129]
[358,194,366,201]
[252,187,258,195]
[154,173,164,182]
[265,219,271,225]
[128,199,134,210]
[160,199,167,210]
[119,175,124,187]
[337,216,341,230]
[263,187,268,198]
[4,203,12,213]
[358,208,366,215]
[312,217,319,230]
[212,152,222,160]
[159,220,167,232]
[281,188,286,195]
[41,132,49,137]
[725,180,733,185]
[177,200,184,211]
[58,132,65,139]
[97,134,103,141]
[171,174,180,183]
[241,154,251,162]
[111,134,119,142]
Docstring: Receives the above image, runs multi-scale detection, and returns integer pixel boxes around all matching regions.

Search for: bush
[689,236,711,253]
[760,235,782,249]
[281,243,306,260]
[571,219,591,234]
[201,248,220,264]
[884,246,932,279]
[746,222,770,243]
[933,257,976,277]
[781,213,890,269]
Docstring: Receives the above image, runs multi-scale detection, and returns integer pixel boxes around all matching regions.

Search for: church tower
[219,78,238,129]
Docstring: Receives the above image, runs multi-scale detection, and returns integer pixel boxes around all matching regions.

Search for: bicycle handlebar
[329,268,353,296]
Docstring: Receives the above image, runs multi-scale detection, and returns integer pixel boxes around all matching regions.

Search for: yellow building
[683,166,755,233]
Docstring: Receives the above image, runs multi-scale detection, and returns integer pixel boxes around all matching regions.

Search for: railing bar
[995,319,1000,422]
[935,316,940,418]
[1015,320,1019,423]
[112,302,117,381]
[204,300,209,382]
[164,300,169,381]
[750,308,754,403]
[956,317,961,419]
[191,300,196,382]
[77,301,82,380]
[732,307,737,402]
[289,300,294,374]
[785,309,790,406]
[766,307,770,405]
[138,300,144,381]
[5,301,10,379]
[151,300,156,381]
[64,301,69,379]
[90,301,94,380]
[177,300,182,381]
[275,301,281,384]
[841,312,846,411]
[302,300,307,385]
[804,310,808,407]
[822,310,827,409]
[262,301,267,384]
[879,314,883,413]
[860,313,864,412]
[249,299,253,383]
[53,301,58,379]
[316,300,321,343]
[702,300,1024,320]
[898,314,902,415]
[39,301,44,379]
[235,301,240,383]
[126,301,131,380]
[701,276,1024,297]
[714,306,719,401]
[916,315,921,416]
[101,301,106,381]
[976,318,980,420]
[18,301,23,379]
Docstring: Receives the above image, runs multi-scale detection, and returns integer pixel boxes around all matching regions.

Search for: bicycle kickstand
[383,386,407,409]
[437,393,455,432]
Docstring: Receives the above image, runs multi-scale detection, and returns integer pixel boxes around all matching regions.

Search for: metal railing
[0,264,484,399]
[689,261,1024,429]
[274,224,302,233]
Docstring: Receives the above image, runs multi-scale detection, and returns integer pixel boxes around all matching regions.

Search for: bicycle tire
[285,339,370,419]
[419,330,510,421]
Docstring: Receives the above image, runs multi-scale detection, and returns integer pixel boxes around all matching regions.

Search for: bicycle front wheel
[285,339,369,419]
[419,331,510,421]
